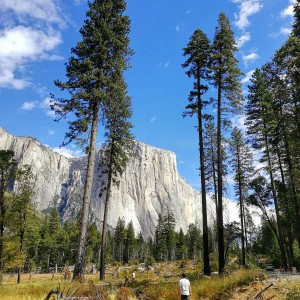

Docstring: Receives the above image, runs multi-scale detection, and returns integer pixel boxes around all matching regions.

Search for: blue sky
[0,0,296,199]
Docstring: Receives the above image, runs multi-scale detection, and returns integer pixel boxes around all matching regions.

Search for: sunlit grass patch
[0,280,59,300]
[0,266,265,300]
[142,268,263,300]
[285,280,300,300]
[194,269,264,300]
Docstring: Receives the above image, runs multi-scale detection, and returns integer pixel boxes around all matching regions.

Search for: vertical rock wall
[0,127,215,237]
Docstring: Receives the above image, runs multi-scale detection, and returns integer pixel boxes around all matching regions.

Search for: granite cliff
[0,127,215,237]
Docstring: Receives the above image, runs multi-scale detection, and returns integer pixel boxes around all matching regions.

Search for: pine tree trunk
[100,146,113,281]
[197,69,210,276]
[209,133,218,216]
[276,144,293,267]
[280,98,300,250]
[73,101,100,281]
[263,121,288,270]
[236,145,246,266]
[17,223,25,284]
[242,205,248,250]
[217,69,225,274]
[282,134,300,250]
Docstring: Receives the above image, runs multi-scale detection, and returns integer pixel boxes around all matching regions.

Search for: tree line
[1,151,300,284]
[0,174,267,286]
[182,0,300,275]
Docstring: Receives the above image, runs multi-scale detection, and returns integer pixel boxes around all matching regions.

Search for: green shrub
[128,259,140,266]
[145,256,155,267]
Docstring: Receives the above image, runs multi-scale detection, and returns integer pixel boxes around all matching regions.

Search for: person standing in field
[179,273,192,299]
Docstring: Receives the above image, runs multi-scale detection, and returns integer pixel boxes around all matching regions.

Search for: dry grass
[1,263,298,300]
[0,279,58,300]
[285,282,300,300]
[278,278,300,300]
[140,268,264,300]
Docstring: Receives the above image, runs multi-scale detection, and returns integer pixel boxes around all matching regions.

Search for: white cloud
[241,70,254,84]
[269,27,292,38]
[40,97,56,117]
[52,147,83,158]
[20,101,37,110]
[232,0,263,30]
[226,173,236,185]
[73,0,84,6]
[0,26,62,89]
[231,115,247,132]
[242,52,260,66]
[281,0,296,18]
[175,24,181,32]
[159,61,170,68]
[0,26,61,58]
[48,129,55,136]
[35,85,48,97]
[254,161,265,171]
[19,98,56,117]
[236,32,251,48]
[241,70,255,84]
[279,27,292,35]
[0,0,64,90]
[0,0,64,25]
[150,116,157,123]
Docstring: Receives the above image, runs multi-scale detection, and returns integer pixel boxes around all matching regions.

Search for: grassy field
[0,262,299,299]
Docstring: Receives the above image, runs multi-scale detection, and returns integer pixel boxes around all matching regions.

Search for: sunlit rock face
[0,127,215,237]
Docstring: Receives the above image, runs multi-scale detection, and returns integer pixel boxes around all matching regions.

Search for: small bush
[116,287,133,300]
[145,256,155,267]
[128,259,140,266]
[143,283,180,300]
[179,259,188,269]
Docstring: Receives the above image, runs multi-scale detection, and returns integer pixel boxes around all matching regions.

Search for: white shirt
[179,278,190,295]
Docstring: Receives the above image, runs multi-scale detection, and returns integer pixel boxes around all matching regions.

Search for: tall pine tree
[245,68,289,269]
[99,75,134,280]
[229,127,254,266]
[182,28,211,275]
[51,0,133,280]
[209,12,243,273]
[0,150,16,283]
[10,166,36,283]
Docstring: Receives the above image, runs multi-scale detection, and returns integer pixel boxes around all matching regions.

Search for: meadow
[0,261,299,300]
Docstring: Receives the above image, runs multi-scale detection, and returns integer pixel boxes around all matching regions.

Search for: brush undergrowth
[194,269,264,300]
[0,266,265,300]
[285,281,300,300]
[0,280,59,300]
[142,268,263,300]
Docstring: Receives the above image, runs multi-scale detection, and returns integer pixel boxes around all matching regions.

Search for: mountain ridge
[0,127,216,237]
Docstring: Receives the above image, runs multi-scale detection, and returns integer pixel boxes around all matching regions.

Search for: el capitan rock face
[0,127,215,237]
